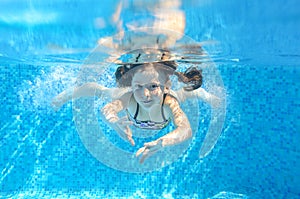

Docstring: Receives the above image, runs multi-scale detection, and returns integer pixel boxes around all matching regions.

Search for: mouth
[142,100,152,104]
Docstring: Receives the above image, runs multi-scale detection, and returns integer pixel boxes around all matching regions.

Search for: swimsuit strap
[133,102,139,120]
[161,93,167,121]
[134,93,168,121]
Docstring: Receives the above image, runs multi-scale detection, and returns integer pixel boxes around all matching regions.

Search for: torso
[126,93,173,130]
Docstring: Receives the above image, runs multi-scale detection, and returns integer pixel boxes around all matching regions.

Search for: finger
[124,126,132,138]
[124,126,132,136]
[140,147,161,164]
[144,141,156,147]
[114,125,129,141]
[116,125,135,146]
[108,116,119,123]
[125,126,135,146]
[139,149,152,164]
[140,154,147,164]
[136,147,146,157]
[144,139,162,148]
[126,134,135,146]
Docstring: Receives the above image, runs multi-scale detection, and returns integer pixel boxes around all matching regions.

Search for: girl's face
[132,68,165,110]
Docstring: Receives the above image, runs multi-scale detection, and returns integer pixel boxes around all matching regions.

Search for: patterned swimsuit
[127,94,170,130]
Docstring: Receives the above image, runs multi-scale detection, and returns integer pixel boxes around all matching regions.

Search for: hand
[209,95,222,109]
[136,139,163,164]
[51,88,74,111]
[51,97,63,111]
[51,91,70,111]
[113,116,135,146]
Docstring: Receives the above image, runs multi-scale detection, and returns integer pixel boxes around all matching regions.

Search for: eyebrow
[132,80,160,85]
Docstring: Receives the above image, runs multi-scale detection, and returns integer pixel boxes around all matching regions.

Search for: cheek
[152,89,163,98]
[133,91,142,99]
[153,89,161,95]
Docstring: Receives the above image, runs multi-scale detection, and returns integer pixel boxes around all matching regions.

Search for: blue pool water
[1,0,299,198]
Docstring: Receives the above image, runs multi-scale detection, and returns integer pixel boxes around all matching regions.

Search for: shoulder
[163,93,184,118]
[164,93,180,107]
[111,87,132,100]
[168,90,180,100]
[116,91,134,108]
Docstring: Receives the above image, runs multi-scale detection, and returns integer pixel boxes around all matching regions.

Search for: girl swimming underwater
[52,56,221,163]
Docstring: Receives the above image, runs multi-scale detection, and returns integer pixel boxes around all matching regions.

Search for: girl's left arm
[173,87,221,108]
[158,96,192,146]
[136,96,192,163]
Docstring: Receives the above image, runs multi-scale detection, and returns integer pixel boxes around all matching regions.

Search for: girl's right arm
[51,82,130,110]
[173,87,221,108]
[101,92,135,146]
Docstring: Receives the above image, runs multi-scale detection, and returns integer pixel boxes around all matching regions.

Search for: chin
[141,102,153,109]
[141,101,162,111]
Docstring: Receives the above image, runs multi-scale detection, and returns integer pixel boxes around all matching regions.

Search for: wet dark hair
[174,67,203,91]
[115,61,202,91]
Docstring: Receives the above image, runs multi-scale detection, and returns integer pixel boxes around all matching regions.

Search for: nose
[143,87,150,97]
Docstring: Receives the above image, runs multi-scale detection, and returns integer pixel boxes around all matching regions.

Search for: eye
[149,84,159,91]
[133,84,142,90]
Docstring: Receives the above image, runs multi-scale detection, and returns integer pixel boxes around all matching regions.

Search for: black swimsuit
[127,94,170,130]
